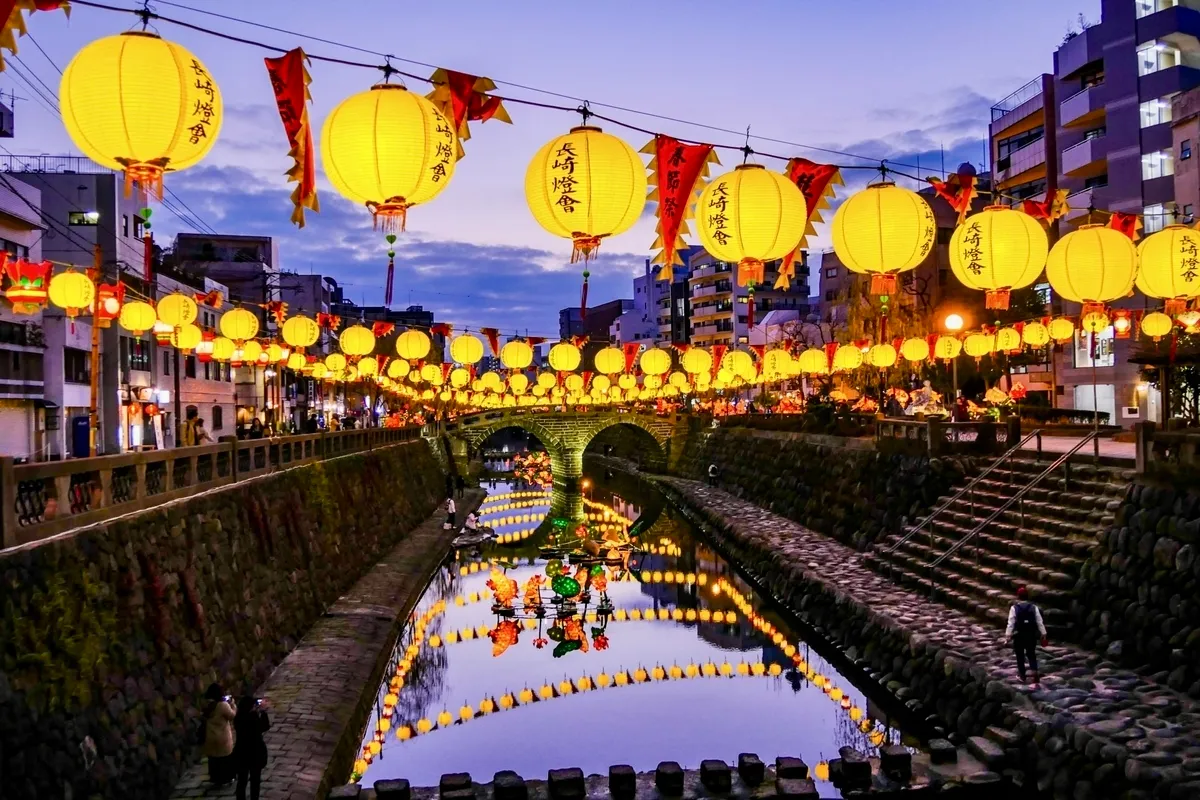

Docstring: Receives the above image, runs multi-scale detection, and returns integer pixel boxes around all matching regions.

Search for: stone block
[548,767,585,800]
[929,738,957,764]
[879,744,911,781]
[655,761,684,796]
[440,773,473,799]
[774,778,818,798]
[493,771,527,800]
[700,759,731,792]
[775,756,808,779]
[608,764,637,799]
[737,753,765,786]
[374,779,411,800]
[837,747,871,788]
[329,786,361,799]
[967,735,1006,770]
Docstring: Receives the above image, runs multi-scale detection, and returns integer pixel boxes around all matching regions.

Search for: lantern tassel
[384,255,395,307]
[869,273,897,296]
[368,198,409,233]
[143,232,154,283]
[580,271,589,320]
[985,288,1011,310]
[571,233,603,264]
[1165,298,1186,316]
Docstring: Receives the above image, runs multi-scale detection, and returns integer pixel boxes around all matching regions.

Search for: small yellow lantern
[325,353,348,372]
[501,340,533,370]
[934,335,962,361]
[282,315,320,349]
[170,323,202,352]
[1022,321,1051,347]
[833,182,936,294]
[832,344,864,372]
[118,300,157,335]
[900,337,930,362]
[339,325,376,357]
[387,358,410,379]
[266,343,286,363]
[218,308,258,343]
[157,292,198,328]
[1081,310,1110,334]
[640,347,671,376]
[681,347,713,376]
[286,351,306,370]
[212,337,236,361]
[1048,317,1076,343]
[963,333,994,360]
[548,342,581,372]
[594,346,625,374]
[509,373,530,394]
[797,348,829,374]
[47,271,95,318]
[240,341,264,363]
[449,334,484,364]
[396,329,432,361]
[1142,311,1174,340]
[867,343,897,368]
[450,367,471,387]
[995,327,1022,352]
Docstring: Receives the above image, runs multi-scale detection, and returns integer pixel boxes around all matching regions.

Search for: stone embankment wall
[676,425,979,549]
[0,442,445,800]
[1073,480,1200,697]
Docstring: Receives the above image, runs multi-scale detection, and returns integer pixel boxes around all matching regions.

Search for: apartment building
[688,247,811,348]
[989,75,1060,215]
[610,261,665,345]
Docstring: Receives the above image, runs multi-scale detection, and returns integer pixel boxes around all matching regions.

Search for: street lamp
[944,313,964,402]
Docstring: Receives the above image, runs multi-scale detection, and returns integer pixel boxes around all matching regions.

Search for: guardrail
[875,417,1021,456]
[0,426,423,551]
[1135,422,1200,473]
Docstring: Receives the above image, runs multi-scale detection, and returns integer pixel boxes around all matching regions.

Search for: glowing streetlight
[944,313,965,332]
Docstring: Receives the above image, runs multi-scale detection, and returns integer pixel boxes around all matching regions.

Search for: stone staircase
[863,453,1133,636]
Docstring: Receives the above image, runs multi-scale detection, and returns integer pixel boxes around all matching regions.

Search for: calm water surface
[353,471,913,790]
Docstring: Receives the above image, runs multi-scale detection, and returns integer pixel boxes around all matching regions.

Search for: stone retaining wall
[676,425,979,549]
[0,441,445,800]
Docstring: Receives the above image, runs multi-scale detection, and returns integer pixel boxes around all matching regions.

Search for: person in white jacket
[1005,586,1048,685]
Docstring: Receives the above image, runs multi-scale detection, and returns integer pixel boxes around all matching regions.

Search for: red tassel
[1170,331,1179,364]
[143,233,153,282]
[747,296,754,329]
[384,256,395,307]
[580,274,589,320]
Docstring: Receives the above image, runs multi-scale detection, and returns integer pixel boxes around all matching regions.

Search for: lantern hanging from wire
[680,348,712,376]
[60,32,222,199]
[119,300,157,335]
[158,292,198,329]
[170,323,202,353]
[832,344,864,372]
[1045,225,1138,315]
[867,343,897,368]
[832,181,936,296]
[949,206,1048,309]
[994,327,1022,352]
[212,337,236,361]
[548,342,581,372]
[449,334,483,365]
[1022,321,1050,347]
[1048,317,1076,343]
[1136,224,1200,314]
[899,337,930,363]
[933,335,962,361]
[396,329,432,361]
[219,307,259,343]
[963,333,994,361]
[340,325,376,357]
[797,348,829,375]
[282,315,320,349]
[594,346,625,375]
[1141,311,1174,340]
[640,347,672,376]
[48,270,95,318]
[500,340,533,370]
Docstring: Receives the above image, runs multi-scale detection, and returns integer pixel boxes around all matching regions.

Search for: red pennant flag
[927,168,978,224]
[260,300,287,325]
[711,344,728,378]
[1022,189,1070,223]
[642,135,718,279]
[1108,211,1141,241]
[570,335,589,349]
[581,371,593,389]
[749,344,766,361]
[371,321,396,339]
[317,313,341,330]
[622,342,641,374]
[195,290,223,309]
[779,158,843,289]
[479,327,501,357]
[441,363,452,382]
[824,342,839,370]
[0,2,69,74]
[427,68,512,159]
[376,354,388,373]
[264,48,319,227]
[430,323,452,338]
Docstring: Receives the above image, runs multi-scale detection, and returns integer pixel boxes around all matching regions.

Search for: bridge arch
[580,418,668,472]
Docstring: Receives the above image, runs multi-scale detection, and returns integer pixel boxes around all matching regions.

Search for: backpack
[1014,601,1039,638]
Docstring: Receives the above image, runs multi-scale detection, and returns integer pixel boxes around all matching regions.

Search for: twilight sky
[10,0,1098,336]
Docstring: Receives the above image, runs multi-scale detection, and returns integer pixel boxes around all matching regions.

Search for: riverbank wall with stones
[674,425,980,550]
[0,441,446,800]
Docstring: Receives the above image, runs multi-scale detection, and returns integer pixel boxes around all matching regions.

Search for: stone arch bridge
[425,410,688,488]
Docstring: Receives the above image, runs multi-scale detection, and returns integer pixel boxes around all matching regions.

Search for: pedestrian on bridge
[200,683,235,785]
[707,463,719,486]
[1005,586,1048,685]
[232,694,271,800]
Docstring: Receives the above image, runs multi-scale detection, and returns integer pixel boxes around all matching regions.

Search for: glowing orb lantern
[640,347,671,376]
[1022,321,1051,347]
[681,347,713,376]
[219,308,259,343]
[1081,310,1110,334]
[949,206,1048,309]
[1136,225,1200,313]
[797,348,829,374]
[157,292,198,328]
[449,334,483,365]
[695,164,806,289]
[594,346,624,374]
[548,342,581,372]
[762,349,793,376]
[501,340,533,370]
[48,271,95,318]
[832,344,864,372]
[339,325,375,357]
[1142,311,1174,340]
[995,327,1022,352]
[867,343,898,368]
[282,315,319,349]
[170,323,202,352]
[963,333,994,360]
[325,353,347,372]
[1048,317,1076,343]
[934,335,962,361]
[1045,225,1137,309]
[525,126,646,262]
[321,84,456,230]
[832,182,936,295]
[60,32,222,197]
[119,300,157,335]
[212,337,236,361]
[396,329,432,361]
[900,337,930,362]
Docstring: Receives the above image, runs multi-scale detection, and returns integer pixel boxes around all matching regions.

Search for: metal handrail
[926,431,1102,589]
[883,428,1044,562]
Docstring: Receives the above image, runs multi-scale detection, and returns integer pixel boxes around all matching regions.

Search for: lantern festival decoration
[962,333,994,361]
[339,324,375,357]
[1022,321,1050,347]
[831,344,864,372]
[1141,311,1174,340]
[994,327,1022,352]
[450,334,483,365]
[695,164,806,324]
[640,347,671,376]
[94,283,124,327]
[219,307,259,343]
[500,340,533,370]
[934,335,962,361]
[396,329,432,361]
[900,337,930,363]
[680,347,713,376]
[832,181,935,295]
[1048,317,1076,343]
[1135,225,1200,314]
[548,342,581,372]
[593,347,624,375]
[867,343,897,368]
[170,323,203,353]
[158,292,198,329]
[60,32,222,199]
[325,353,347,372]
[119,300,157,335]
[212,337,236,361]
[1045,225,1137,315]
[948,206,1048,309]
[797,348,828,375]
[48,270,95,318]
[3,257,51,315]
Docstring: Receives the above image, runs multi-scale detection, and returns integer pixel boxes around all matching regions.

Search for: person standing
[455,474,466,498]
[201,683,235,785]
[707,463,719,486]
[1005,586,1048,685]
[194,418,214,445]
[232,694,271,800]
[446,496,457,529]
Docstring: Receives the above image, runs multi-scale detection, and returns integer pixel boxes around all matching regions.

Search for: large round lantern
[1045,225,1137,308]
[832,344,864,372]
[832,182,936,295]
[119,300,157,335]
[995,327,1022,352]
[1142,311,1174,340]
[321,84,456,230]
[450,367,470,388]
[449,334,483,365]
[387,359,410,379]
[157,292,197,328]
[212,337,236,361]
[797,348,829,375]
[48,270,94,318]
[695,164,806,289]
[1048,317,1076,343]
[525,126,645,262]
[170,323,202,353]
[1022,321,1050,347]
[640,347,671,376]
[900,337,930,363]
[219,308,259,343]
[325,353,347,372]
[282,315,319,349]
[867,344,897,368]
[396,329,432,361]
[934,335,962,361]
[680,348,713,376]
[594,347,624,374]
[948,206,1048,309]
[60,32,222,197]
[548,342,581,372]
[339,325,375,357]
[500,340,533,370]
[963,333,994,360]
[762,349,793,377]
[721,350,755,380]
[356,356,378,377]
[240,341,264,363]
[509,373,530,394]
[1136,225,1200,313]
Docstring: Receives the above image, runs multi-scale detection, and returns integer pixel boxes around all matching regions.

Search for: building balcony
[1064,186,1105,224]
[1060,85,1105,128]
[1140,64,1200,104]
[692,324,726,337]
[688,263,732,281]
[1056,26,1104,79]
[995,137,1047,185]
[1138,4,1200,47]
[991,77,1046,134]
[1061,135,1108,177]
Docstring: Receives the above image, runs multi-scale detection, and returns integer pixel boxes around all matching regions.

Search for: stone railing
[1134,421,1200,474]
[875,417,1021,457]
[0,426,423,550]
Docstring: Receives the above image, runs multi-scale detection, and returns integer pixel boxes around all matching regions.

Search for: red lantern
[95,282,124,327]
[144,403,159,417]
[3,257,52,315]
[196,330,215,362]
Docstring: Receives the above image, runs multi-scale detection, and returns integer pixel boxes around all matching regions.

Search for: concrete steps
[864,454,1130,636]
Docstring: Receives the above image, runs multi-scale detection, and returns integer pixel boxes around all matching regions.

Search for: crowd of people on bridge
[200,683,271,800]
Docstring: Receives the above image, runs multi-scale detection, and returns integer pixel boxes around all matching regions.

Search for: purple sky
[9,0,1098,336]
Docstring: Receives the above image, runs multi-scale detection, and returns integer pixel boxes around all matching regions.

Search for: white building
[611,260,667,345]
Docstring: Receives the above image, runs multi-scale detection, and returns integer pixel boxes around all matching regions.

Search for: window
[1080,65,1104,90]
[1084,174,1109,190]
[1084,127,1106,141]
[133,216,143,238]
[1183,139,1192,160]
[1145,203,1169,234]
[122,214,129,237]
[824,267,838,279]
[824,290,836,301]
[212,405,223,430]
[64,347,90,384]
[1138,41,1180,77]
[68,210,99,226]
[185,354,196,379]
[996,126,1044,160]
[1140,97,1174,128]
[0,238,28,260]
[1137,0,1179,19]
[203,360,211,380]
[163,350,171,376]
[1143,150,1174,180]
[0,319,28,345]
[1186,204,1195,224]
[1074,328,1115,368]
[1007,178,1047,202]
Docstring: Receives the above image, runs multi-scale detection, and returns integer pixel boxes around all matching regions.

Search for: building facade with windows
[989,75,1060,216]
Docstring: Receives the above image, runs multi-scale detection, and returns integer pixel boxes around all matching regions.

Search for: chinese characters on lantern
[961,221,984,276]
[431,117,454,183]
[551,141,579,213]
[918,203,936,260]
[707,180,730,246]
[1181,234,1199,283]
[190,59,218,145]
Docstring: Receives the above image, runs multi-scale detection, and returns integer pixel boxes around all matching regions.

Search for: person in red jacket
[1005,586,1048,685]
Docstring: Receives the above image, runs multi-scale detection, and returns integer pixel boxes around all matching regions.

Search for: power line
[24,32,64,76]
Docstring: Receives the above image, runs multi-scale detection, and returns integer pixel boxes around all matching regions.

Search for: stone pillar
[548,483,584,523]
[550,446,582,492]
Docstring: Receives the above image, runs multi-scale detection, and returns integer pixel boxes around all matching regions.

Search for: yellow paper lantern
[797,348,829,374]
[1081,310,1110,334]
[832,344,864,372]
[668,371,690,389]
[548,342,581,372]
[240,340,264,363]
[640,347,671,376]
[450,334,484,364]
[900,337,930,362]
[325,353,347,372]
[322,84,456,230]
[762,349,793,377]
[286,352,306,370]
[310,363,327,379]
[1141,310,1173,340]
[720,350,753,377]
[118,301,157,335]
[219,308,259,342]
[949,206,1048,309]
[1048,317,1076,342]
[266,343,286,363]
[866,344,897,368]
[282,315,319,349]
[618,373,637,390]
[681,347,713,375]
[357,357,379,377]
[450,367,470,387]
[387,358,410,379]
[564,373,584,393]
[995,327,1022,352]
[832,182,936,294]
[509,373,530,394]
[525,126,646,260]
[170,323,202,352]
[396,329,432,361]
[1136,225,1200,312]
[536,371,558,389]
[593,374,611,392]
[157,292,198,328]
[340,325,376,357]
[1045,225,1137,304]
[934,335,962,361]
[695,164,806,288]
[420,363,442,383]
[46,270,93,318]
[501,340,534,370]
[61,32,222,196]
[212,337,236,361]
[1022,321,1050,347]
[963,333,994,360]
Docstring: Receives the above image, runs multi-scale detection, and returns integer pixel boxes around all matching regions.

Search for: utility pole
[87,243,102,457]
